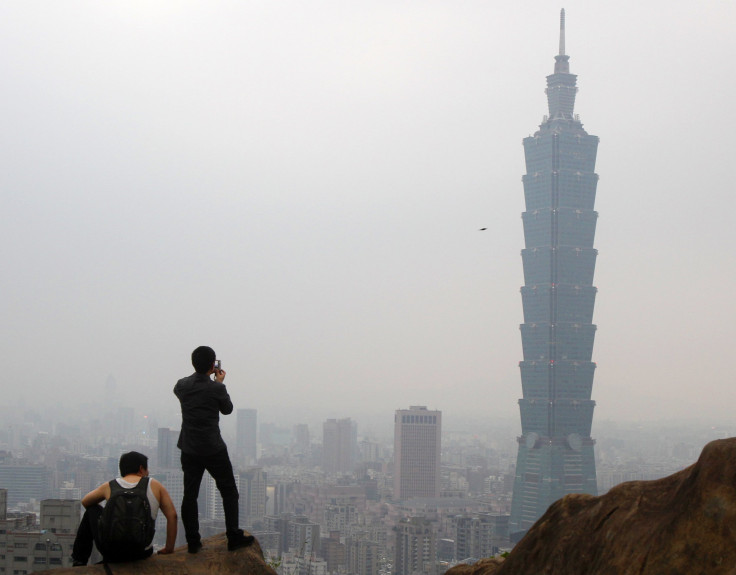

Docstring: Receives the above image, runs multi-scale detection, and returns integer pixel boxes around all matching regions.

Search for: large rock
[44,532,277,575]
[447,438,736,575]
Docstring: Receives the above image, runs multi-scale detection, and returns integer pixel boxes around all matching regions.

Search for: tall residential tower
[509,9,599,537]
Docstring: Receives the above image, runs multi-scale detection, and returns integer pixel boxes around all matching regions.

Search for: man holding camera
[174,346,254,553]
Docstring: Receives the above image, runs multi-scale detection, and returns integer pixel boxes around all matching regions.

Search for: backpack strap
[135,476,150,494]
[108,479,123,496]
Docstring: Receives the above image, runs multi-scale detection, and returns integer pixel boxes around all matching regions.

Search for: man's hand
[214,368,226,383]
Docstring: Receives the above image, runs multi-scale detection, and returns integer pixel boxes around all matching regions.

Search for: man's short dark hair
[119,451,148,476]
[191,346,216,373]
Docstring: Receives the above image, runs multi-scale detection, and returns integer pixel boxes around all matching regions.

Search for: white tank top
[114,477,160,520]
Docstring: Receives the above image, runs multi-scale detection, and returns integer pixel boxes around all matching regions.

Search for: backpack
[97,476,155,561]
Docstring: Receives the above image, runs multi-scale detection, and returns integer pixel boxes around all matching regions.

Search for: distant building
[320,530,346,573]
[454,513,509,560]
[156,427,180,469]
[394,516,437,575]
[0,498,80,572]
[346,536,380,575]
[292,424,311,460]
[510,9,600,538]
[40,500,81,534]
[0,460,52,508]
[239,467,267,529]
[393,406,442,500]
[236,409,258,465]
[322,418,357,474]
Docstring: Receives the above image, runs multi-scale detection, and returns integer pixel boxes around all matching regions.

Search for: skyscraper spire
[559,8,566,56]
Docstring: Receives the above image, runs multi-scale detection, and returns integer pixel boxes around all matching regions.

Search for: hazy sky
[2,1,735,431]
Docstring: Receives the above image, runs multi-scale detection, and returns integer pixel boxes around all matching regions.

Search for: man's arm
[81,483,110,509]
[154,481,178,554]
[213,371,234,415]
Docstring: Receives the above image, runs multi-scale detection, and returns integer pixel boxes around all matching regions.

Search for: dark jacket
[174,372,233,456]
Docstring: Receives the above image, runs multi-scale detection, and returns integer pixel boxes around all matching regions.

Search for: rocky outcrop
[447,437,736,575]
[45,532,276,575]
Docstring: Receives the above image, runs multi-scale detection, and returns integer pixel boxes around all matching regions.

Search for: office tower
[393,406,441,500]
[239,467,267,528]
[157,427,180,469]
[236,409,258,465]
[0,461,51,507]
[292,423,311,458]
[510,10,599,538]
[322,418,357,473]
[394,517,437,575]
[205,472,240,522]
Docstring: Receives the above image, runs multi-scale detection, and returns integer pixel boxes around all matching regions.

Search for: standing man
[174,346,254,553]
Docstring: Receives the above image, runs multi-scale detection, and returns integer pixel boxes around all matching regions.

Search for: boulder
[44,532,276,575]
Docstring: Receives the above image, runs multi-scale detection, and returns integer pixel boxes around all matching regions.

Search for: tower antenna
[559,8,566,56]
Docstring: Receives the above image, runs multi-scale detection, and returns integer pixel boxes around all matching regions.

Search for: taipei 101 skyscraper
[509,9,599,539]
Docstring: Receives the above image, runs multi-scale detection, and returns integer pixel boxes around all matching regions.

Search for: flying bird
[479,227,487,231]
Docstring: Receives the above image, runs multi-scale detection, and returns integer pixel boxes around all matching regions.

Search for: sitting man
[71,451,178,565]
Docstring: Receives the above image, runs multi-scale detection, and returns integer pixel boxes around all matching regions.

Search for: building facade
[156,427,180,469]
[393,407,442,500]
[0,495,80,573]
[510,9,599,537]
[394,517,437,575]
[322,418,357,474]
[236,409,258,466]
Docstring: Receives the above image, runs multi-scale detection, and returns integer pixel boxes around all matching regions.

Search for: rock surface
[447,438,736,575]
[44,532,276,575]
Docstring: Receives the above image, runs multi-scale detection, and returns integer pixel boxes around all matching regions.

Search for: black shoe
[188,541,203,554]
[227,531,255,551]
[72,560,87,567]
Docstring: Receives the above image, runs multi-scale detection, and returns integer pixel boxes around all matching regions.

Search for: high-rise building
[292,423,311,459]
[509,10,599,538]
[454,513,509,560]
[239,467,267,528]
[157,427,180,469]
[236,409,258,465]
[394,516,437,575]
[322,418,357,474]
[346,537,380,575]
[0,461,52,508]
[393,406,441,500]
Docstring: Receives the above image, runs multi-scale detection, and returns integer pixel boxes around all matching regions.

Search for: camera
[214,360,222,371]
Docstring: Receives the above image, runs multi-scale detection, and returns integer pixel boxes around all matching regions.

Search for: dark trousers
[72,505,153,565]
[181,448,240,544]
[72,505,104,565]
